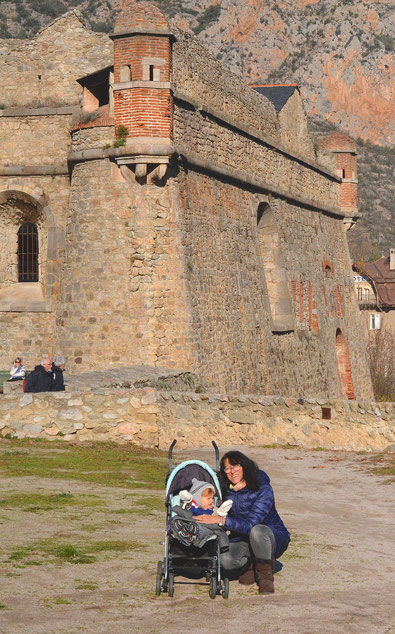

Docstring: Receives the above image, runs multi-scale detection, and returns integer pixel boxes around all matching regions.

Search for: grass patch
[281,533,311,561]
[7,538,146,567]
[53,597,71,605]
[0,439,168,489]
[282,532,341,563]
[357,453,395,482]
[0,492,105,513]
[89,540,145,553]
[75,581,98,590]
[0,603,6,609]
[114,495,164,515]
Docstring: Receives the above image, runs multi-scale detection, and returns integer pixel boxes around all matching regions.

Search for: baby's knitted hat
[189,478,215,508]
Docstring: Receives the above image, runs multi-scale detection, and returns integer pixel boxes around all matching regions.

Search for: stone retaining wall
[0,388,393,452]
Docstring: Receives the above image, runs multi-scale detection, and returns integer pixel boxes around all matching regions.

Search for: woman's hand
[195,514,221,524]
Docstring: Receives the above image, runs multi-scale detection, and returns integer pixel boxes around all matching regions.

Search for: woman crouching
[195,450,290,594]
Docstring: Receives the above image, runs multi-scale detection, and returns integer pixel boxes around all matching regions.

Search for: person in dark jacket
[195,450,290,594]
[24,357,53,393]
[51,356,66,392]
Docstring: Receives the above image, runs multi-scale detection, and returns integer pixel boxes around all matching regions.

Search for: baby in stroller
[171,478,232,552]
[156,440,231,598]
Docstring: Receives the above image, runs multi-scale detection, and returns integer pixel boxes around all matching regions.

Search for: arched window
[18,222,39,282]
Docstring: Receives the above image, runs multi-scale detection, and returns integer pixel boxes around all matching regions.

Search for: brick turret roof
[114,0,170,34]
[321,131,357,153]
[249,84,299,112]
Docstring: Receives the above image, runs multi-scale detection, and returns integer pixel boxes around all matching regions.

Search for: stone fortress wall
[0,385,393,453]
[0,3,373,403]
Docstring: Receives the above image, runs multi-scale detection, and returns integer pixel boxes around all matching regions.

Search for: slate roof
[249,84,299,112]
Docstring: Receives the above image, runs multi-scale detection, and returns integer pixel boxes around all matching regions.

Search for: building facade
[0,2,373,400]
[353,250,395,335]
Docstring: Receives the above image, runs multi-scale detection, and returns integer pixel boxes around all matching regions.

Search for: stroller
[155,439,230,599]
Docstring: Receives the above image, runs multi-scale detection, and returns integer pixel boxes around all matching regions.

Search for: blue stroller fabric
[166,460,229,551]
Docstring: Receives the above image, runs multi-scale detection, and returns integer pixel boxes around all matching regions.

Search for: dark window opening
[89,82,109,107]
[322,407,331,420]
[77,67,111,108]
[18,222,39,282]
[149,65,154,81]
[342,168,346,178]
[257,201,269,225]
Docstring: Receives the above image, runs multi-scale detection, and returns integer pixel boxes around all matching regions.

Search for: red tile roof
[364,255,395,308]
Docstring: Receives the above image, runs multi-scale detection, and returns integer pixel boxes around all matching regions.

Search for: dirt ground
[0,445,394,634]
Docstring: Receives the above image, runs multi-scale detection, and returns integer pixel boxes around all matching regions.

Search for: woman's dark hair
[219,451,260,494]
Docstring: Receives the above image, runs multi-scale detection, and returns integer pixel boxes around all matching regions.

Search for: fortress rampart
[0,4,372,402]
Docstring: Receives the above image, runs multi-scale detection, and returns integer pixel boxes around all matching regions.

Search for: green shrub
[193,3,221,35]
[115,124,128,138]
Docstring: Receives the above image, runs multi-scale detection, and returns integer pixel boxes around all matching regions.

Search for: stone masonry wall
[0,313,54,371]
[0,387,393,452]
[173,166,373,399]
[172,29,279,143]
[173,103,340,214]
[173,170,268,393]
[266,198,373,399]
[0,12,111,108]
[54,152,194,374]
[0,174,69,370]
[278,91,316,162]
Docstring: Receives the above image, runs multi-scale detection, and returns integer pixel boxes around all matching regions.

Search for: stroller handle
[212,440,219,471]
[167,438,220,472]
[168,438,177,471]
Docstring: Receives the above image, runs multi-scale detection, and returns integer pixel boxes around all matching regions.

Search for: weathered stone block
[19,394,33,407]
[141,389,157,405]
[59,408,83,421]
[118,422,138,435]
[23,423,42,436]
[227,409,255,425]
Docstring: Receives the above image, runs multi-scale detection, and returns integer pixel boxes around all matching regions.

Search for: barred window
[18,222,39,282]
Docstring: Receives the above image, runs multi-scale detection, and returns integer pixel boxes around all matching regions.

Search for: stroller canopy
[166,460,222,504]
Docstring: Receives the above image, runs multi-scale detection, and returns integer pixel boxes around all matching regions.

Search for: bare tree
[367,327,395,401]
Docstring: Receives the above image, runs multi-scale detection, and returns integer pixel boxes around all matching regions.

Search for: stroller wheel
[222,577,229,599]
[155,560,163,596]
[209,575,217,599]
[168,572,175,597]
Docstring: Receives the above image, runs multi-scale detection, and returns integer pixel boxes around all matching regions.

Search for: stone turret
[110,1,174,183]
[321,132,358,230]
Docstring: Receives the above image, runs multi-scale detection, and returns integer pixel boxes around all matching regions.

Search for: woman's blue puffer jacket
[224,470,290,559]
